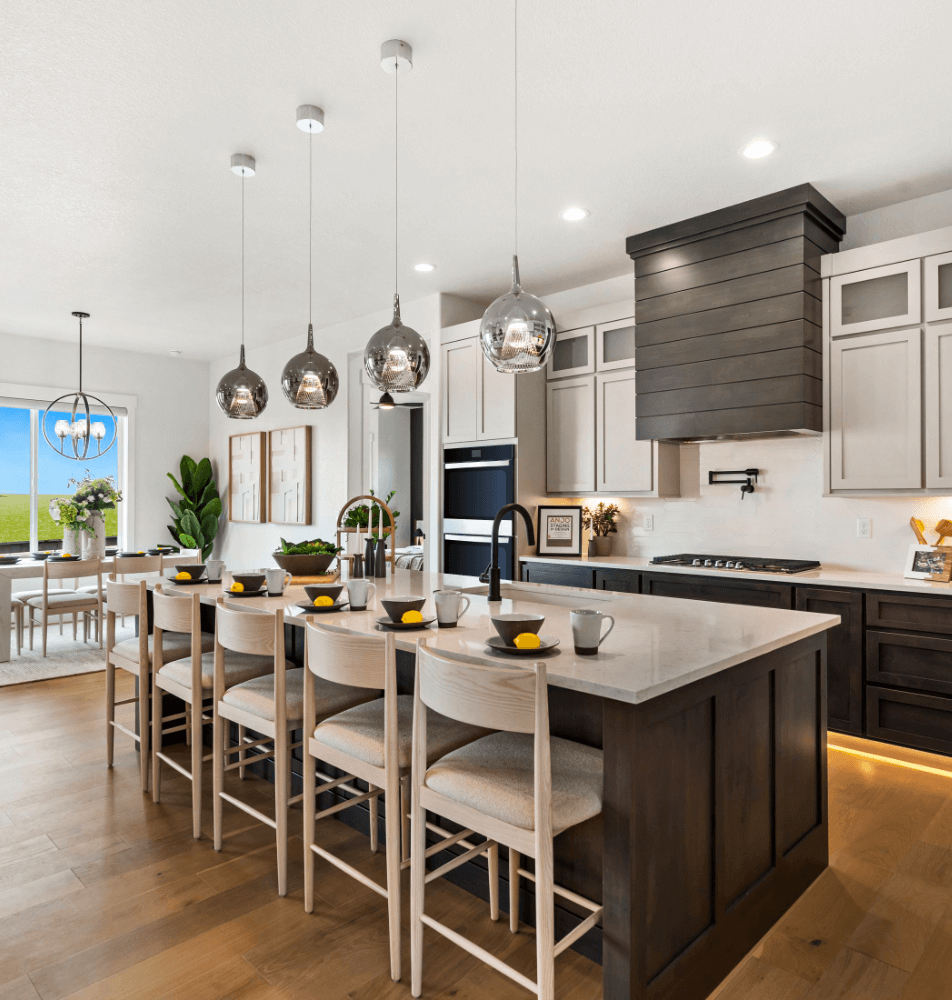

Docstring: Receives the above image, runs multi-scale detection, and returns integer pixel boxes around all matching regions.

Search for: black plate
[120,551,151,558]
[31,552,54,561]
[0,556,20,565]
[165,575,208,585]
[294,600,350,614]
[223,588,267,598]
[374,615,437,632]
[485,634,561,655]
[49,555,82,563]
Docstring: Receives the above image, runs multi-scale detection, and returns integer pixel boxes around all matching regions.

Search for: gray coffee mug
[570,608,615,655]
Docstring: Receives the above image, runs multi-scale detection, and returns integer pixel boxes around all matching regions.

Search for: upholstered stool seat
[112,631,213,668]
[425,732,603,835]
[15,588,74,601]
[158,650,274,692]
[313,694,490,772]
[26,592,96,613]
[222,667,368,725]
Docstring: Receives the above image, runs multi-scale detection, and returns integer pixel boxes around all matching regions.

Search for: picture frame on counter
[536,505,583,557]
[903,544,952,582]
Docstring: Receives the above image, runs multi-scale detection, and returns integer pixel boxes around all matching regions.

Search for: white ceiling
[3,0,951,359]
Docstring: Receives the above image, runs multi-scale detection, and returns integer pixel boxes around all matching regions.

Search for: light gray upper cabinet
[595,319,636,372]
[829,329,922,490]
[925,324,952,488]
[440,333,517,444]
[822,225,952,494]
[830,259,920,337]
[547,327,595,380]
[595,370,653,492]
[477,350,516,441]
[546,376,596,492]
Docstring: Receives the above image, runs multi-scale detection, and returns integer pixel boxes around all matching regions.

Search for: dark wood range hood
[627,184,846,440]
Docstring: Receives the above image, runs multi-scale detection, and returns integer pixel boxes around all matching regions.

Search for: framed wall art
[228,431,265,523]
[268,425,311,525]
[536,505,583,557]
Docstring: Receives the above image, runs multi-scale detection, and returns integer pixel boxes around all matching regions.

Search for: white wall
[208,295,443,570]
[842,188,952,252]
[0,329,209,550]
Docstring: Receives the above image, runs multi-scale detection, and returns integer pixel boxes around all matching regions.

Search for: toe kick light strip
[828,741,952,779]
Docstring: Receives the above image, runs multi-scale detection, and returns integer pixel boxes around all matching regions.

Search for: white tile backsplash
[579,437,952,575]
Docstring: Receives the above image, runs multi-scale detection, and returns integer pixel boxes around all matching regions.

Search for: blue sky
[0,406,118,494]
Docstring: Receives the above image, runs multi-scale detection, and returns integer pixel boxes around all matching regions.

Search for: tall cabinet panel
[477,351,516,441]
[546,376,596,493]
[925,324,952,488]
[441,339,479,444]
[596,370,653,493]
[829,329,922,490]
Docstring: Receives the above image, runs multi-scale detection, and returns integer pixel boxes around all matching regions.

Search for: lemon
[229,581,245,593]
[174,571,191,580]
[313,595,334,607]
[401,609,424,624]
[61,553,73,559]
[512,632,541,650]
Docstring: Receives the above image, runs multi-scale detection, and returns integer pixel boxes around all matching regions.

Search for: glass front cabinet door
[547,327,595,380]
[596,318,636,371]
[830,259,921,337]
[925,251,952,323]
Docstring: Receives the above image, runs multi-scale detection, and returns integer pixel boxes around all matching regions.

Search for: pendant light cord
[395,60,399,296]
[514,0,518,258]
[78,315,83,392]
[309,125,313,325]
[241,173,245,350]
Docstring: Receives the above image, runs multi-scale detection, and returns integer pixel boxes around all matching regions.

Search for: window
[0,401,123,553]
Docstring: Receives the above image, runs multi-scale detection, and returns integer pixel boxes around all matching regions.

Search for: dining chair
[79,552,169,640]
[304,622,495,982]
[25,557,103,656]
[105,576,211,791]
[212,600,372,896]
[151,585,274,838]
[10,597,24,656]
[409,641,604,1000]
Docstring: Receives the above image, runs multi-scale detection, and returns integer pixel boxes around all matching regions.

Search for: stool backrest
[106,576,147,618]
[214,598,285,727]
[113,554,163,577]
[153,583,198,635]
[416,641,540,735]
[305,621,387,690]
[46,556,101,584]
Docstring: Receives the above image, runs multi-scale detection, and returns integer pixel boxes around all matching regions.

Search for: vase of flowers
[582,502,620,556]
[49,472,122,560]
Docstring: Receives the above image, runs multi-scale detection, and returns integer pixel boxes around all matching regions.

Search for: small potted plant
[582,502,620,556]
[272,537,343,577]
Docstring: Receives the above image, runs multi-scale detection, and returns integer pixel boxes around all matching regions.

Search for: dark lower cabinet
[866,592,952,635]
[594,569,640,593]
[521,561,595,589]
[796,588,863,735]
[642,572,794,609]
[867,629,952,698]
[867,686,952,756]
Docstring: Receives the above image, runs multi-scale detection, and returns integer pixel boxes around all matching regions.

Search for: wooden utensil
[935,519,952,546]
[911,517,928,544]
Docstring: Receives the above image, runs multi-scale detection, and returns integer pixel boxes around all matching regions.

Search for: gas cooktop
[650,554,821,575]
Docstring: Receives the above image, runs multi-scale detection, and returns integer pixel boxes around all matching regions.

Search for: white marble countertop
[520,553,952,597]
[147,569,839,706]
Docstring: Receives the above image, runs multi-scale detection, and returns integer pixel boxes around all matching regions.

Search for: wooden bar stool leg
[190,697,203,839]
[385,774,401,982]
[509,850,520,932]
[400,777,410,863]
[42,612,48,657]
[410,798,426,997]
[303,753,316,914]
[275,731,290,897]
[488,842,499,921]
[535,846,556,1000]
[237,724,247,778]
[213,711,226,851]
[138,661,150,793]
[185,705,192,746]
[369,785,379,853]
[151,675,162,803]
[72,612,77,641]
[105,661,116,767]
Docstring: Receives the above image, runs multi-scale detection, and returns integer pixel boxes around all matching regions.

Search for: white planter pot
[61,527,80,557]
[81,512,107,560]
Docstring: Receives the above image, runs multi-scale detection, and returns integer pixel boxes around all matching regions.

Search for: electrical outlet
[857,517,872,539]
[644,514,654,532]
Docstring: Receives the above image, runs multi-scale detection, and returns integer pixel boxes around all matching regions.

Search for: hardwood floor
[1,673,952,1000]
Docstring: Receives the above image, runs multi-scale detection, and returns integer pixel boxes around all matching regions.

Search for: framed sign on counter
[268,426,311,525]
[904,544,952,582]
[229,431,266,523]
[536,505,583,557]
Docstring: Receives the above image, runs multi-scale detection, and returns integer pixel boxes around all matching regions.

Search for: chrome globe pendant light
[363,39,430,400]
[42,311,118,460]
[216,154,268,419]
[281,106,339,409]
[479,0,556,373]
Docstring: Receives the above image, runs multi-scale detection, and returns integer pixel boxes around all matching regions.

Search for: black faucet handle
[478,561,492,584]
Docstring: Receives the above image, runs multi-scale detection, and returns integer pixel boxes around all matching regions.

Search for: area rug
[0,621,136,687]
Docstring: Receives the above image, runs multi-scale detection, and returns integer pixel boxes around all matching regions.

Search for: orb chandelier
[216,154,268,419]
[42,312,118,460]
[281,106,339,409]
[363,39,430,394]
[479,0,556,373]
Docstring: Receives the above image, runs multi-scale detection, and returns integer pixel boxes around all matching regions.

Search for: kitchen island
[147,569,839,1000]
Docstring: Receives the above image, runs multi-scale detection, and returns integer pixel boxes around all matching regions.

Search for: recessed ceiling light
[560,207,589,222]
[414,262,436,272]
[169,350,181,356]
[742,139,777,159]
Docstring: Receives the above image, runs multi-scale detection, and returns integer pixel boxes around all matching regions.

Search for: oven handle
[443,460,512,470]
[443,533,513,544]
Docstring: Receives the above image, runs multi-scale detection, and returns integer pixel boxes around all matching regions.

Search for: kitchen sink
[459,583,615,608]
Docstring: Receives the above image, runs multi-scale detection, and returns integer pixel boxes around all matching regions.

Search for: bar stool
[151,585,274,838]
[212,601,372,896]
[105,576,211,791]
[79,552,167,640]
[304,622,496,982]
[410,642,604,1000]
[24,557,103,656]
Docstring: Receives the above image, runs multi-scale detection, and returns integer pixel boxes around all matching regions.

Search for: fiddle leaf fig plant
[167,456,222,560]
